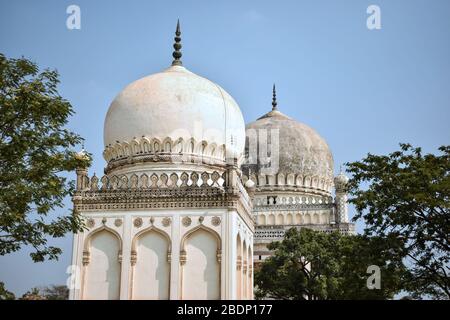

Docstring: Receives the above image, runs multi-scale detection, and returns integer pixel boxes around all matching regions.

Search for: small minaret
[272,84,278,111]
[334,166,349,223]
[172,19,182,66]
[74,145,90,191]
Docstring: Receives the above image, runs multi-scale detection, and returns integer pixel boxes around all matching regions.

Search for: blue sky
[0,0,449,296]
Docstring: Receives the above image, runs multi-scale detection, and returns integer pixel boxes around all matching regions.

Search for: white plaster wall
[132,231,170,299]
[181,230,220,300]
[84,230,121,300]
[70,207,252,300]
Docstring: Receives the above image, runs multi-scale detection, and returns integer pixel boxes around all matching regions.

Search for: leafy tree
[40,284,69,300]
[346,144,449,299]
[0,53,91,262]
[0,282,15,300]
[254,228,405,300]
[20,287,46,300]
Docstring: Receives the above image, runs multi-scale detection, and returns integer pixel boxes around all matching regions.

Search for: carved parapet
[83,171,225,191]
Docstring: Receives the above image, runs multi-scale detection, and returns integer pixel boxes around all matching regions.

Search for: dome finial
[272,83,278,111]
[172,19,182,66]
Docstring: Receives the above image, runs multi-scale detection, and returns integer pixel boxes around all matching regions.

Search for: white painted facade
[70,206,254,300]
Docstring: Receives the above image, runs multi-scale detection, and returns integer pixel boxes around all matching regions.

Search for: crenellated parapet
[76,170,225,192]
[73,167,254,229]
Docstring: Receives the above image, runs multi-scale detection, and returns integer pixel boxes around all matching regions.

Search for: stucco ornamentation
[162,217,171,227]
[133,217,143,228]
[211,216,221,226]
[182,216,192,227]
[86,218,95,228]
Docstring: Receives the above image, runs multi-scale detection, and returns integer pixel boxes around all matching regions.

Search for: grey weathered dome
[242,109,334,194]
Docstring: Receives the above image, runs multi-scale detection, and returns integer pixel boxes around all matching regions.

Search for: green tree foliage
[0,282,15,300]
[20,287,46,300]
[40,284,69,300]
[0,53,91,262]
[347,144,449,299]
[254,228,405,300]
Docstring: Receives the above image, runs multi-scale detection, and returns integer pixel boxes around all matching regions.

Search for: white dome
[103,65,245,172]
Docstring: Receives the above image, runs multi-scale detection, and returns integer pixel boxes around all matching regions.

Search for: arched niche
[242,241,248,300]
[236,233,242,299]
[180,225,221,300]
[313,213,320,224]
[276,213,284,225]
[130,226,171,300]
[304,213,311,224]
[82,226,122,300]
[257,214,266,226]
[286,213,293,225]
[320,212,329,224]
[247,245,253,300]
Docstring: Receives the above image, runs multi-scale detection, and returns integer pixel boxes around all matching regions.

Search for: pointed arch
[268,214,275,225]
[180,225,221,300]
[130,226,171,300]
[286,213,293,225]
[287,173,295,185]
[162,137,173,153]
[276,213,284,225]
[257,214,266,226]
[247,243,253,300]
[236,233,242,300]
[83,224,123,253]
[242,240,248,299]
[313,213,320,224]
[82,225,122,300]
[304,213,311,224]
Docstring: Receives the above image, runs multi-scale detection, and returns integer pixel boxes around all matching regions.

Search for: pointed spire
[172,19,182,66]
[272,83,278,111]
